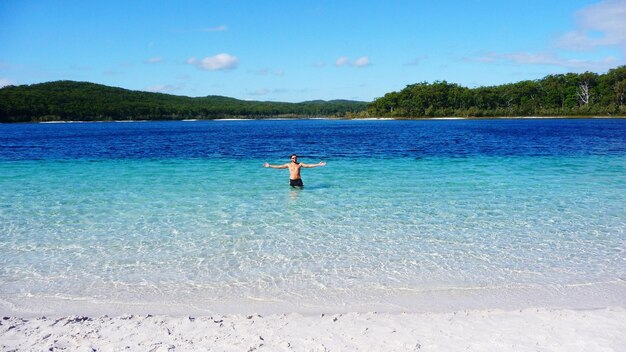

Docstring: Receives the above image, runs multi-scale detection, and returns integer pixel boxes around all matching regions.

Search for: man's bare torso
[288,162,302,180]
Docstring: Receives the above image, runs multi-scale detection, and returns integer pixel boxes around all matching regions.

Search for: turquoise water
[1,119,625,314]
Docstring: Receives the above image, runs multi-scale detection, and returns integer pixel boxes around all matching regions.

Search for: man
[263,154,326,187]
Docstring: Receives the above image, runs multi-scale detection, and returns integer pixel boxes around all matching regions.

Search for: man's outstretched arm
[301,161,326,168]
[263,163,289,169]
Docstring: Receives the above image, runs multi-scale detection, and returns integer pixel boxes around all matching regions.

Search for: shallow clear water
[1,119,625,314]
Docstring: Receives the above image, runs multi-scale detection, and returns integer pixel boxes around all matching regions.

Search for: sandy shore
[2,307,625,351]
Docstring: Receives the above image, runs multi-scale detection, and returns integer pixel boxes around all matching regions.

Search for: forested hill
[3,66,626,122]
[0,81,368,122]
[367,65,626,118]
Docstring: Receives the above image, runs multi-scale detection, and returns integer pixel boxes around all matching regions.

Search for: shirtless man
[263,154,326,187]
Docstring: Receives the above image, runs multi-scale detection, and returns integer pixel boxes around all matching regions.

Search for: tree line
[2,66,626,122]
[0,81,368,122]
[366,65,626,118]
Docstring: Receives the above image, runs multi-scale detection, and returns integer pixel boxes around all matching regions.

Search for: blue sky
[1,0,625,102]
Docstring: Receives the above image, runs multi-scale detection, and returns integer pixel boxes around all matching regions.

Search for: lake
[1,118,625,315]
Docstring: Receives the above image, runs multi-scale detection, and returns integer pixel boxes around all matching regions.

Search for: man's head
[290,154,298,162]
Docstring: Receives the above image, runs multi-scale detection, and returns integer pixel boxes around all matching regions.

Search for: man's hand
[263,163,270,167]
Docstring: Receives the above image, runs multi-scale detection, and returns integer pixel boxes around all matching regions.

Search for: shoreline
[3,279,625,318]
[2,307,625,351]
[1,115,623,124]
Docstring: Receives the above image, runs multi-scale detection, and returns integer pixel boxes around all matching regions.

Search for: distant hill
[5,66,626,123]
[0,81,368,122]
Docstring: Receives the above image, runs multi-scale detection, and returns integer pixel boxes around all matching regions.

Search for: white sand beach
[1,307,625,351]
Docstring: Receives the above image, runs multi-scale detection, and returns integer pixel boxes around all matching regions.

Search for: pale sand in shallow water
[1,308,625,351]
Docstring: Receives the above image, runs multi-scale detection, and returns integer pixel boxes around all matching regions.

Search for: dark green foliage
[3,67,626,122]
[368,65,626,118]
[0,81,368,122]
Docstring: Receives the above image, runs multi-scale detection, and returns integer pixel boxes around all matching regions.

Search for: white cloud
[505,52,618,70]
[188,53,239,71]
[145,57,163,64]
[203,25,228,32]
[70,64,91,71]
[249,68,285,76]
[463,1,626,72]
[558,0,626,52]
[503,52,562,65]
[354,56,370,67]
[0,78,15,88]
[463,53,498,63]
[465,51,618,71]
[404,56,428,66]
[335,56,350,67]
[173,25,228,33]
[251,68,270,76]
[248,88,271,96]
[145,84,178,93]
[246,88,308,98]
[335,56,371,68]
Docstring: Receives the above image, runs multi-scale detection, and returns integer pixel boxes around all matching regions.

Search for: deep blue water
[2,118,625,161]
